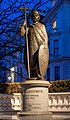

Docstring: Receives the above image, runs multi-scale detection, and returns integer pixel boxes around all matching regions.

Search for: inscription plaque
[23,87,49,112]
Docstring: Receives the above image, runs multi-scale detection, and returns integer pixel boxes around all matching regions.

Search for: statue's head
[32,10,40,23]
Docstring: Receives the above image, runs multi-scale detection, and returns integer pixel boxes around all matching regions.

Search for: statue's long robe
[27,22,49,77]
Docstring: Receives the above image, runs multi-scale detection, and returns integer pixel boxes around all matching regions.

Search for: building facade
[43,0,70,81]
[5,50,28,82]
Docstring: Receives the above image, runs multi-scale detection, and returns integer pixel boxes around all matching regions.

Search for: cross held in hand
[19,3,30,16]
[19,3,30,78]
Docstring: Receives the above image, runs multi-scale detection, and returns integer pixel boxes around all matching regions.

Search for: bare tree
[0,0,55,82]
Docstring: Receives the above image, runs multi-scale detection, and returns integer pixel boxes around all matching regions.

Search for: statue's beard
[32,17,40,23]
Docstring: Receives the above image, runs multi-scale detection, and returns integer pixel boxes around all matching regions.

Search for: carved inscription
[24,89,43,111]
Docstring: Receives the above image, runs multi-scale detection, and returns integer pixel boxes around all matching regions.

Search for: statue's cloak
[28,22,49,77]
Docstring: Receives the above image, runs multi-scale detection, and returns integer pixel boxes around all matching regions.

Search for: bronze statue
[20,10,49,80]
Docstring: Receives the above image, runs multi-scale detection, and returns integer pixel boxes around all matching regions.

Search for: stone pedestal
[18,80,52,119]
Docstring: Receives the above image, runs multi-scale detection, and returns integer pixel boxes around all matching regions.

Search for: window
[47,68,50,81]
[54,39,59,56]
[53,20,56,29]
[55,66,60,80]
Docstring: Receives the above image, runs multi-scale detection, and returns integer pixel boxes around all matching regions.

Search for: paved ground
[0,115,70,120]
[0,114,70,120]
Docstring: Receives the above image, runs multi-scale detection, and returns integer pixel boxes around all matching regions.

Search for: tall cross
[19,3,30,78]
[19,3,30,20]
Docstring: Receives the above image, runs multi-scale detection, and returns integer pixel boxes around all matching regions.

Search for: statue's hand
[22,20,27,27]
[39,43,47,49]
[44,43,47,49]
[39,44,44,49]
[20,21,26,36]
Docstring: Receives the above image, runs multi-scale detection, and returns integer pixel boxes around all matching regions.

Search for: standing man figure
[20,10,49,80]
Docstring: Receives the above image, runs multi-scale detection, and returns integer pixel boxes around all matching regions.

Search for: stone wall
[0,93,70,112]
[49,92,70,112]
[0,93,22,111]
